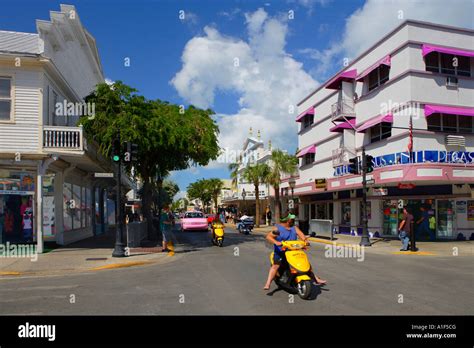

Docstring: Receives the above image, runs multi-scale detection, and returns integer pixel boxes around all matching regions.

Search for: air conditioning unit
[446,76,458,87]
[445,134,465,147]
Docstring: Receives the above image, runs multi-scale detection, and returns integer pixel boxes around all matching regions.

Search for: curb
[252,228,440,255]
[0,252,178,279]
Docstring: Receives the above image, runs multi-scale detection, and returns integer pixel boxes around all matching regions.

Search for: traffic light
[365,155,374,173]
[112,138,121,163]
[348,156,359,174]
[123,142,139,162]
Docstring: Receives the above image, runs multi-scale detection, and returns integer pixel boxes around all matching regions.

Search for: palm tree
[266,149,298,223]
[228,162,239,189]
[243,163,271,227]
[207,178,224,214]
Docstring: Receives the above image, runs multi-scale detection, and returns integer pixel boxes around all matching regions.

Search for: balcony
[43,125,84,151]
[331,98,356,122]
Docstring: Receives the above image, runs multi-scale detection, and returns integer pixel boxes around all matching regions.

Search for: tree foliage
[80,81,220,237]
[243,163,271,227]
[266,149,298,223]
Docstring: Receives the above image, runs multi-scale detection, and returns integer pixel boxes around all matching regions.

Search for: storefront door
[437,200,455,239]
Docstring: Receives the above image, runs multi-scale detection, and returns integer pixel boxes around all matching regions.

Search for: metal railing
[43,125,83,150]
[331,98,355,122]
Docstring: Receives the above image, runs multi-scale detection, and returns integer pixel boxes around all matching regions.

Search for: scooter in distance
[237,217,254,235]
[211,220,225,247]
[269,240,315,299]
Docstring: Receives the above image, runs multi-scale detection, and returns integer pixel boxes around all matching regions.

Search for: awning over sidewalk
[356,113,393,132]
[325,69,357,90]
[424,104,474,118]
[295,106,315,122]
[421,44,474,58]
[356,55,391,81]
[330,118,356,132]
[296,144,316,157]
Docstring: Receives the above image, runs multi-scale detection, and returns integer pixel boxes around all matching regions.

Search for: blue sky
[2,0,472,198]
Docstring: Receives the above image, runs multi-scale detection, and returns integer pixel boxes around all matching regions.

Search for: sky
[2,0,473,199]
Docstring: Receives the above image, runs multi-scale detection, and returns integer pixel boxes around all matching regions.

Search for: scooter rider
[263,212,326,290]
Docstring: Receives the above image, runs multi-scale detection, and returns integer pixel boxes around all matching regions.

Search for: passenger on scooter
[236,211,251,230]
[263,212,326,290]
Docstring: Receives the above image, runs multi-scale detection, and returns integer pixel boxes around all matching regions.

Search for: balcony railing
[331,98,355,122]
[43,126,83,151]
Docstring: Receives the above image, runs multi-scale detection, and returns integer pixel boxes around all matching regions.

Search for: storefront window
[81,187,86,228]
[86,188,91,227]
[341,202,351,226]
[383,200,399,236]
[72,185,81,229]
[437,200,454,238]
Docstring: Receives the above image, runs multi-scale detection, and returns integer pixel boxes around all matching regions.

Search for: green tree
[228,162,239,189]
[187,179,212,213]
[266,150,298,223]
[80,81,220,238]
[206,178,224,214]
[243,163,271,227]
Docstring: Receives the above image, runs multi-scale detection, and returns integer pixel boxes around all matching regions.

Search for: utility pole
[112,130,126,257]
[360,146,371,247]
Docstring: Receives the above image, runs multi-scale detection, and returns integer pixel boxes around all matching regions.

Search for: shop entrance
[382,198,452,240]
[0,194,34,244]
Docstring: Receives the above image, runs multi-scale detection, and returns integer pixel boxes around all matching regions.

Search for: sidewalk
[0,231,176,278]
[251,225,474,257]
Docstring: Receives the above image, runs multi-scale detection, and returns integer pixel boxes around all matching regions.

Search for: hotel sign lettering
[334,150,474,177]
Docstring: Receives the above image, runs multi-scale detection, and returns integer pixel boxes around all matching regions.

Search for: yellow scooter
[211,220,225,247]
[270,240,314,299]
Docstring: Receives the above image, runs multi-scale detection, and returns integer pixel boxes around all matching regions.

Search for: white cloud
[104,78,114,85]
[303,0,474,79]
[174,190,188,201]
[171,8,317,165]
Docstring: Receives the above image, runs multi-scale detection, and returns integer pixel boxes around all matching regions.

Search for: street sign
[94,172,114,178]
[398,183,416,189]
[366,179,375,185]
[315,178,327,190]
[372,188,387,196]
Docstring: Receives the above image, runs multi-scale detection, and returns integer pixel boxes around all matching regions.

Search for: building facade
[293,20,474,240]
[0,5,132,251]
[223,129,274,220]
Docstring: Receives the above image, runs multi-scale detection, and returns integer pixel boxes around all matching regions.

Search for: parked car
[206,214,217,224]
[181,211,208,232]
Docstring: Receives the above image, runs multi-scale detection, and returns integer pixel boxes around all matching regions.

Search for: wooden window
[0,77,12,121]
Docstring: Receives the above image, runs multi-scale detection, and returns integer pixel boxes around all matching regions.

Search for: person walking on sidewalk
[416,206,435,241]
[398,207,413,251]
[160,206,173,252]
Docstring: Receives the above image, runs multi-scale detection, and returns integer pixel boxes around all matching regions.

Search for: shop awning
[325,69,357,90]
[356,55,391,81]
[421,44,474,58]
[330,118,356,132]
[295,106,315,122]
[296,144,316,157]
[424,104,474,117]
[357,113,393,132]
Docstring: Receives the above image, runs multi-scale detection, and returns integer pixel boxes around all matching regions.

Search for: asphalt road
[0,225,472,315]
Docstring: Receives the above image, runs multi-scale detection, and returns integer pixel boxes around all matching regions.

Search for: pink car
[181,211,209,232]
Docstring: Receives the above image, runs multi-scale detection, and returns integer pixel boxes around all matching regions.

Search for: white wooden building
[0,5,132,251]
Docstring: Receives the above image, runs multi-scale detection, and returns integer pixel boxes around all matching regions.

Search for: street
[0,225,472,315]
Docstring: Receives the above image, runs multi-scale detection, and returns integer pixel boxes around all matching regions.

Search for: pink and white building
[291,20,474,240]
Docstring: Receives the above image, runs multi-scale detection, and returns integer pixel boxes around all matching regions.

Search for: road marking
[90,261,152,271]
[392,251,436,256]
[0,271,21,276]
